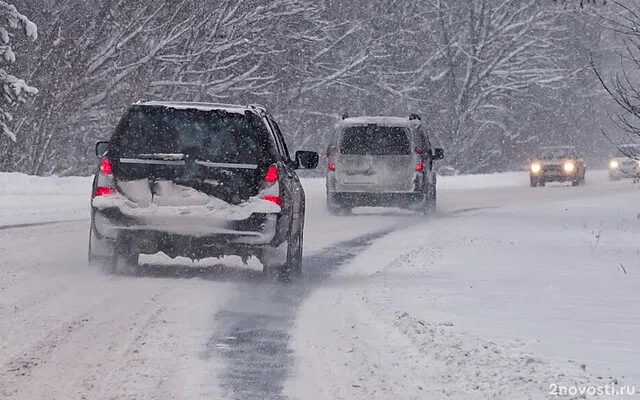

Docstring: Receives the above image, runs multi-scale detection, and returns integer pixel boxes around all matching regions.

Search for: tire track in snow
[204,230,394,400]
[0,219,86,231]
[0,284,171,399]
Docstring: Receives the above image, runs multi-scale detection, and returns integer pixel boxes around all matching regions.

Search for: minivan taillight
[100,159,112,175]
[328,162,336,171]
[415,163,424,172]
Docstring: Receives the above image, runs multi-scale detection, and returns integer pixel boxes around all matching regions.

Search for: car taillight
[262,195,282,206]
[328,162,336,171]
[415,163,424,172]
[100,159,112,175]
[93,187,115,197]
[261,164,281,206]
[265,164,278,183]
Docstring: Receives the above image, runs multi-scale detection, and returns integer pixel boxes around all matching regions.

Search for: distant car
[325,113,444,214]
[608,144,640,181]
[529,146,586,187]
[88,101,319,280]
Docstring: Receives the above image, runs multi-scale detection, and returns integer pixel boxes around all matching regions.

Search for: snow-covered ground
[1,170,639,399]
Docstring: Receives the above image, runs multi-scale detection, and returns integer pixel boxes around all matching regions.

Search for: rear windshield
[110,106,271,164]
[339,125,411,155]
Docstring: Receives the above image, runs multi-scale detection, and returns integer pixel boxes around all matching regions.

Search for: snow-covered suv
[326,113,444,214]
[88,101,319,280]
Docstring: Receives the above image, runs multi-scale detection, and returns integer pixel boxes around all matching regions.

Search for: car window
[111,107,271,165]
[339,125,411,155]
[268,117,291,160]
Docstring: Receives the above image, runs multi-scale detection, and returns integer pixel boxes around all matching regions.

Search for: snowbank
[0,173,92,227]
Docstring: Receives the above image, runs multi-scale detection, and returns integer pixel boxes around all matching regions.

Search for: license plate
[343,172,377,184]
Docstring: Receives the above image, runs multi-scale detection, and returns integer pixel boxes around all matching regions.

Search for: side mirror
[96,141,109,158]
[295,150,319,169]
[433,148,444,160]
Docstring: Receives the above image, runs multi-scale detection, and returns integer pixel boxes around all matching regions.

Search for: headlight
[530,163,541,173]
[563,162,575,172]
[609,160,619,169]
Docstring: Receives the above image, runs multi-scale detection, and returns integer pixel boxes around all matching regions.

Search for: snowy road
[1,171,639,399]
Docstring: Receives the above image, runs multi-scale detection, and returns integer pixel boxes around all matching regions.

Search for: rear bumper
[92,207,279,259]
[327,171,424,193]
[328,191,425,208]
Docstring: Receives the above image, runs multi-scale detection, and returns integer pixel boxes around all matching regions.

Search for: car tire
[90,230,140,275]
[263,225,303,282]
[113,251,141,276]
[327,191,351,215]
[280,226,303,282]
[88,221,117,273]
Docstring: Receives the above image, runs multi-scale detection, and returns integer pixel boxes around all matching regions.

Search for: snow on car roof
[134,101,254,114]
[338,116,414,128]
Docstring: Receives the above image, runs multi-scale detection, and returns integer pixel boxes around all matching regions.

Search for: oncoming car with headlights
[529,146,586,187]
[608,143,640,181]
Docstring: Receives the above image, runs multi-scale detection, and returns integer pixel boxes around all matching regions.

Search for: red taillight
[415,163,424,172]
[93,187,115,197]
[262,195,282,206]
[100,159,112,175]
[328,162,336,171]
[265,164,278,183]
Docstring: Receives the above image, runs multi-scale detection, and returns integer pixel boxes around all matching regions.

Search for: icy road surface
[0,170,639,399]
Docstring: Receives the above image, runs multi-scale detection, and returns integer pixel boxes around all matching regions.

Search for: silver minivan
[325,114,444,214]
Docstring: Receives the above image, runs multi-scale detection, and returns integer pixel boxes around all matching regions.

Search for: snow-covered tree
[0,1,36,142]
[593,1,640,145]
[383,0,573,171]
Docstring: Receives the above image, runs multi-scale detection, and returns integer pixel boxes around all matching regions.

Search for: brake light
[265,164,278,183]
[262,195,282,206]
[100,159,112,175]
[93,187,115,197]
[328,162,336,171]
[415,163,424,172]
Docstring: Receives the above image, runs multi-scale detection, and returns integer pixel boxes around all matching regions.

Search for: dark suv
[88,101,318,280]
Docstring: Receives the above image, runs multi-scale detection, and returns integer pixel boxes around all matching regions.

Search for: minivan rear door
[336,125,415,191]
